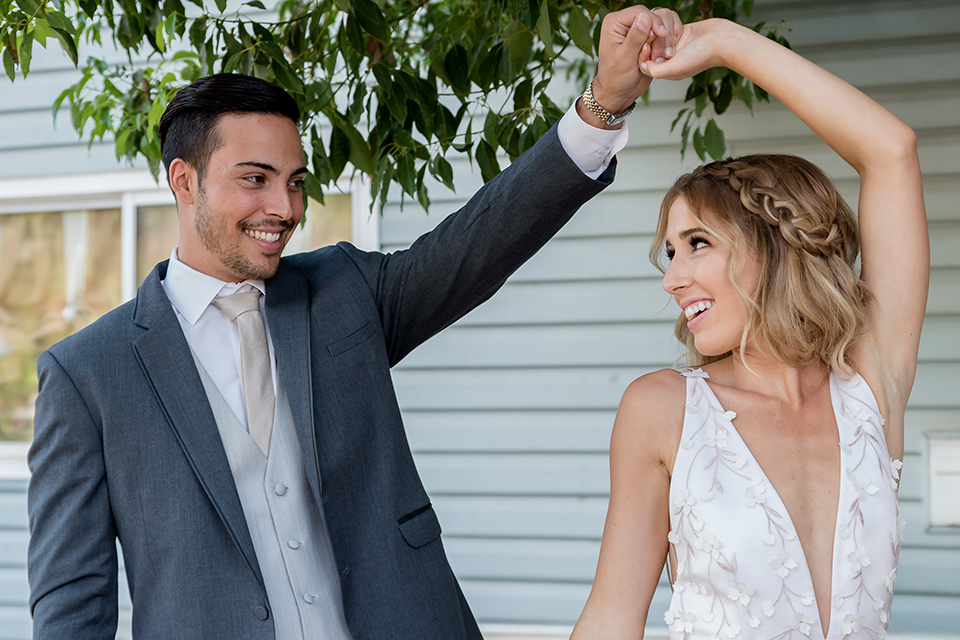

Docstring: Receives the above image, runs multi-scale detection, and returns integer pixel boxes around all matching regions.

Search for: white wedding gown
[665,369,903,639]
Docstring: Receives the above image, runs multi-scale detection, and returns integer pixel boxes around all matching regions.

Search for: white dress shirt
[558,99,629,179]
[161,252,278,432]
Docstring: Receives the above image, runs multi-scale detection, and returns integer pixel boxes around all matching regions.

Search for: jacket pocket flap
[326,322,376,357]
[398,503,442,549]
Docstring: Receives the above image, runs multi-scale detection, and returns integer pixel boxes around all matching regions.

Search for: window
[0,171,375,445]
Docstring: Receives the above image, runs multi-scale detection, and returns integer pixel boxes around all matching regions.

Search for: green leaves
[0,0,788,209]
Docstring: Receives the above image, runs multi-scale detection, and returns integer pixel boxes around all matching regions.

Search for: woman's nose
[662,258,690,295]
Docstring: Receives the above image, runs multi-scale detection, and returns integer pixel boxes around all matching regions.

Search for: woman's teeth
[684,300,714,319]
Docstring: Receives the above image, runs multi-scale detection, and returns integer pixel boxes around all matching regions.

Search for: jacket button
[254,605,269,620]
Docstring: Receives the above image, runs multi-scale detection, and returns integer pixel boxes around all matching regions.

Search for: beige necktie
[213,290,274,456]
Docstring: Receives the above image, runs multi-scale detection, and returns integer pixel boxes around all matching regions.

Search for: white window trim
[0,169,378,476]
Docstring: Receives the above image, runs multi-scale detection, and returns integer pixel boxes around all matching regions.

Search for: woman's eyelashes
[665,235,712,261]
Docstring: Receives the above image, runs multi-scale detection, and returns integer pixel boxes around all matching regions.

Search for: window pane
[0,209,122,441]
[285,194,353,255]
[137,204,180,285]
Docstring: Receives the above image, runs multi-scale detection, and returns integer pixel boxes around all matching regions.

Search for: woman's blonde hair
[650,154,871,375]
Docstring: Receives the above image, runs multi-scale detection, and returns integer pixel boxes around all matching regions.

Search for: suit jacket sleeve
[28,350,119,639]
[338,124,615,365]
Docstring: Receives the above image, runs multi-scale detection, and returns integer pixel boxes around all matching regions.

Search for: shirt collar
[162,248,266,325]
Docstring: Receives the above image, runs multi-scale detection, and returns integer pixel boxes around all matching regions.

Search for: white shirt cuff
[557,99,629,180]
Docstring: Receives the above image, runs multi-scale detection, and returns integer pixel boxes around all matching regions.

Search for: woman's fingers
[648,8,683,62]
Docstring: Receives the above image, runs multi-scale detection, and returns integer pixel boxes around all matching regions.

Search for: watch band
[582,82,635,126]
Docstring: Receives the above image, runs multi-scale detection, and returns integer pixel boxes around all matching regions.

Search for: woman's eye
[690,237,710,251]
[665,247,675,261]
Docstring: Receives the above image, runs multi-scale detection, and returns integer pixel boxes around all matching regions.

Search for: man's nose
[264,184,296,219]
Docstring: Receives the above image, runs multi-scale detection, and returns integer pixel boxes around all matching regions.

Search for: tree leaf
[513,78,532,112]
[32,18,50,45]
[396,152,415,195]
[329,124,350,179]
[416,172,430,211]
[147,98,166,130]
[351,0,390,44]
[154,21,166,53]
[670,107,688,133]
[383,85,406,123]
[567,6,594,55]
[692,126,705,160]
[14,0,41,14]
[714,78,733,114]
[2,45,15,82]
[17,28,33,75]
[45,9,77,36]
[431,156,455,192]
[518,0,539,31]
[245,0,267,9]
[476,139,500,182]
[704,118,726,159]
[340,120,375,174]
[536,0,553,55]
[443,44,469,96]
[271,58,304,96]
[694,91,707,117]
[476,44,502,90]
[49,25,79,66]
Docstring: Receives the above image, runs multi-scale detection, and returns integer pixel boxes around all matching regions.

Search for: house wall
[0,0,958,637]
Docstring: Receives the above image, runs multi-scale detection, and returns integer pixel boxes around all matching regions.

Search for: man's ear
[169,158,199,206]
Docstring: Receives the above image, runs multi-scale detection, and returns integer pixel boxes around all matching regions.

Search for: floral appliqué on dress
[664,369,903,639]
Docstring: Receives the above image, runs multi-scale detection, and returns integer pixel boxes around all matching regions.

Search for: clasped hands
[587,6,730,129]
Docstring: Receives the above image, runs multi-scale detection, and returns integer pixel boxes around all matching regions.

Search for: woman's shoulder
[613,368,689,470]
[618,368,689,429]
[623,367,688,399]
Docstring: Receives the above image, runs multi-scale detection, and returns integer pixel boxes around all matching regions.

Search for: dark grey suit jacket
[27,126,614,639]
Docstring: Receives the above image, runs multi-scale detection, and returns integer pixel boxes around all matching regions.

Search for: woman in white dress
[571,15,927,640]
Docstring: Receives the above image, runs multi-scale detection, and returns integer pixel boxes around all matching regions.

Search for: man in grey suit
[27,6,681,639]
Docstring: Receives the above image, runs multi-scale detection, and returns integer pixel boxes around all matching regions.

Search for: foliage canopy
[1,0,788,209]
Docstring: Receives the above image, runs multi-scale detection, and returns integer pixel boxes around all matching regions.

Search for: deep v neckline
[695,372,845,640]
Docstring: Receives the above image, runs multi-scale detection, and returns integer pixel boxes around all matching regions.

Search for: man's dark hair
[158,73,301,184]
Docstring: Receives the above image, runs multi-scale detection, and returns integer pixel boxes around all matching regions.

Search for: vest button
[274,483,288,496]
[254,605,269,620]
[303,592,317,605]
[287,538,302,550]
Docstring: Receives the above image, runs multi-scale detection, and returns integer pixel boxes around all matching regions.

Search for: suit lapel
[131,263,264,589]
[265,264,323,505]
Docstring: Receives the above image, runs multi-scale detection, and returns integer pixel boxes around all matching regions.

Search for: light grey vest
[192,353,352,640]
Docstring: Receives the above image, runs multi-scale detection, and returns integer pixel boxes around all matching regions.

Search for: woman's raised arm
[645,19,928,429]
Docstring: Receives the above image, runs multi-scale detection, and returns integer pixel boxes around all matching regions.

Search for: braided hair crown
[702,155,853,260]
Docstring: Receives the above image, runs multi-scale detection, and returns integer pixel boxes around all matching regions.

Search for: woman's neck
[711,351,831,407]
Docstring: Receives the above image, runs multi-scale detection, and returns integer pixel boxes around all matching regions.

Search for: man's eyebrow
[235,161,309,177]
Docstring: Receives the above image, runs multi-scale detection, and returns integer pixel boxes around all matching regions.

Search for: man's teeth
[684,300,714,319]
[246,229,281,242]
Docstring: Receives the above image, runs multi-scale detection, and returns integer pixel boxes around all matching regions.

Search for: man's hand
[579,6,683,129]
